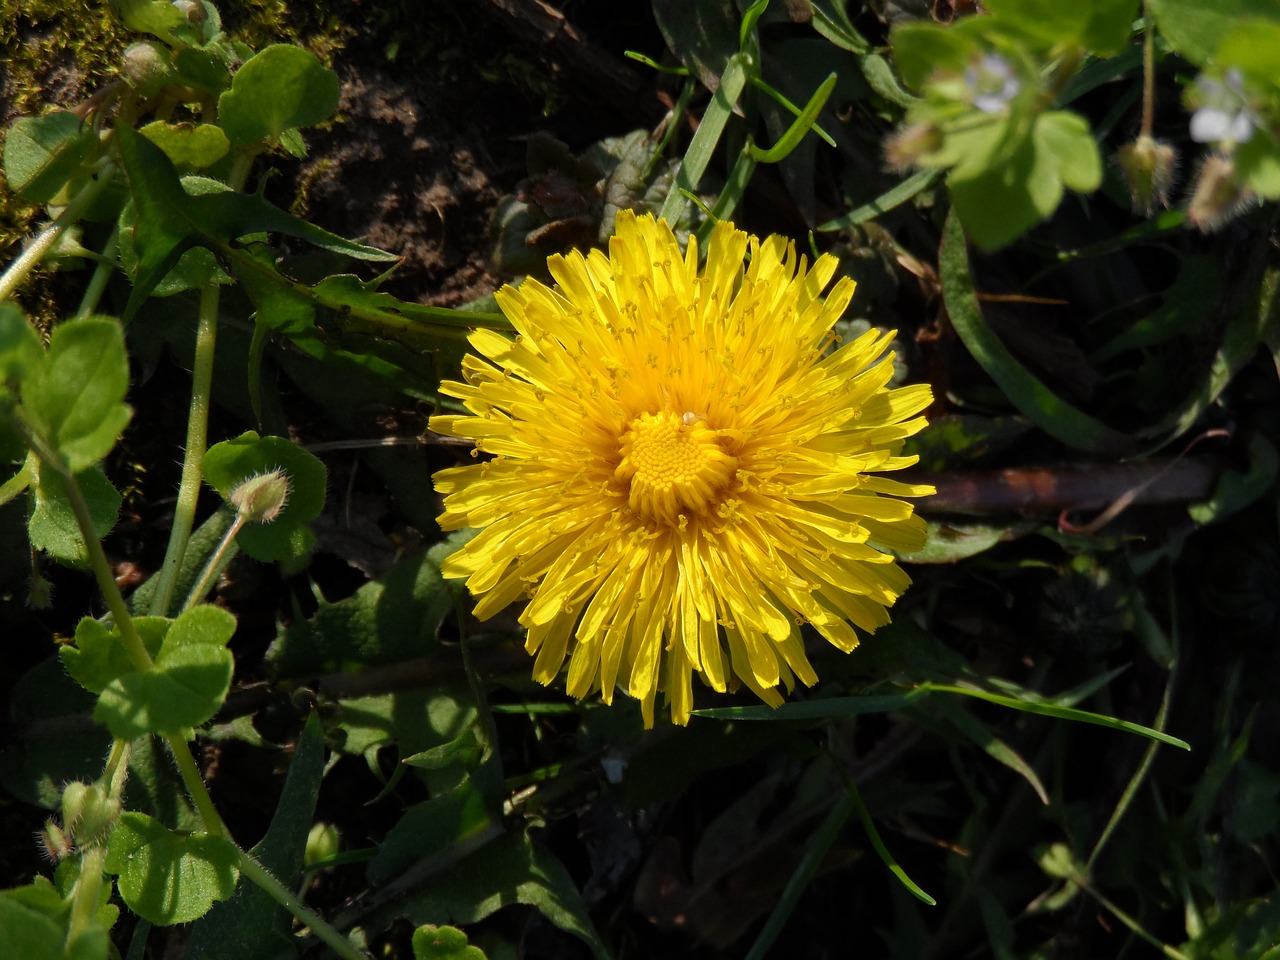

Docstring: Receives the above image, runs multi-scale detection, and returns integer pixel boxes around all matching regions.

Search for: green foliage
[104,812,240,924]
[3,1,1280,958]
[93,605,236,739]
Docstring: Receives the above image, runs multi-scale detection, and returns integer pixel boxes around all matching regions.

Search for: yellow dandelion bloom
[431,210,933,726]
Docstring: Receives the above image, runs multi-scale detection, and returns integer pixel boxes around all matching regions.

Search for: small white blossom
[1190,68,1258,145]
[966,54,1021,114]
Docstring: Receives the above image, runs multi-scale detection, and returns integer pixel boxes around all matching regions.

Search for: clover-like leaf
[217,45,340,147]
[2,111,98,204]
[61,616,169,694]
[139,121,230,169]
[94,605,236,739]
[28,464,121,566]
[104,812,239,925]
[203,431,326,563]
[1034,110,1101,193]
[21,317,130,474]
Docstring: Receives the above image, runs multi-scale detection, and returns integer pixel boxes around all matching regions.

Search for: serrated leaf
[139,121,230,169]
[2,111,98,203]
[105,812,239,925]
[94,605,236,738]
[21,317,130,473]
[202,430,326,562]
[218,45,340,146]
[28,464,121,565]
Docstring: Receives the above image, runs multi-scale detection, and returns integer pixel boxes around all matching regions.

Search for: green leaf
[1034,110,1101,193]
[889,21,976,90]
[112,0,185,42]
[2,111,98,203]
[139,121,231,169]
[202,431,326,562]
[897,520,1021,564]
[934,698,1049,804]
[118,175,236,297]
[1236,132,1280,199]
[939,210,1136,455]
[21,317,131,473]
[1188,432,1279,524]
[1148,0,1280,65]
[368,779,500,885]
[413,925,487,960]
[948,133,1062,250]
[0,657,110,808]
[113,124,395,319]
[62,615,168,693]
[105,812,240,925]
[186,712,327,960]
[217,45,340,146]
[0,896,65,960]
[268,540,462,675]
[1080,0,1143,54]
[28,464,121,565]
[0,304,42,392]
[94,605,236,739]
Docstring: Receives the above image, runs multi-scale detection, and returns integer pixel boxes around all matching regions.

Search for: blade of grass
[940,209,1137,456]
[920,682,1190,750]
[933,699,1049,804]
[817,168,941,232]
[747,73,838,160]
[693,691,925,721]
[848,778,936,906]
[660,53,749,225]
[743,787,857,960]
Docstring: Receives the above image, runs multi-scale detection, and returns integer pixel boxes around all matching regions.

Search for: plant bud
[1187,153,1255,232]
[60,781,120,848]
[61,780,92,834]
[1116,135,1177,215]
[304,822,341,867]
[885,123,943,171]
[39,820,73,862]
[229,470,290,523]
[120,41,174,97]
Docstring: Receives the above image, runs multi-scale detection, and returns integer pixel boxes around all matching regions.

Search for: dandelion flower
[431,211,933,726]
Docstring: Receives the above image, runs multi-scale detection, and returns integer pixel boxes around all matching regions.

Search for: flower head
[965,53,1021,114]
[1189,68,1259,147]
[431,211,933,726]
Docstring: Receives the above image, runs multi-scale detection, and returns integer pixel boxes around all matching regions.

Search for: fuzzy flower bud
[229,470,290,524]
[885,122,943,171]
[1116,135,1178,215]
[120,41,174,97]
[1187,153,1256,232]
[39,820,72,863]
[60,780,120,848]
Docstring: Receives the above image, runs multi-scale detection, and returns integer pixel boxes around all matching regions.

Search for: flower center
[615,411,738,525]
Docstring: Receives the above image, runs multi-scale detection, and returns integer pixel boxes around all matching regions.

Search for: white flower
[966,54,1020,114]
[1190,69,1258,145]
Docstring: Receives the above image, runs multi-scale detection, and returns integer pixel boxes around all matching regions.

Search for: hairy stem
[148,280,220,616]
[74,225,121,319]
[182,512,245,612]
[0,166,115,304]
[236,852,369,960]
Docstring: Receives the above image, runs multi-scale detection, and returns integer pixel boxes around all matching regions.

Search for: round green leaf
[1034,110,1101,193]
[412,925,487,960]
[28,464,121,566]
[94,606,236,739]
[22,317,131,474]
[139,121,230,169]
[217,45,340,146]
[105,812,239,925]
[61,616,169,694]
[203,431,327,562]
[0,897,64,960]
[1148,0,1280,66]
[0,303,42,392]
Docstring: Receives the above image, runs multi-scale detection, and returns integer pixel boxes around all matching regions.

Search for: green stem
[0,454,35,507]
[236,852,369,960]
[164,734,225,838]
[1141,2,1156,138]
[74,224,121,319]
[66,739,130,949]
[0,165,115,304]
[148,280,219,616]
[182,513,245,612]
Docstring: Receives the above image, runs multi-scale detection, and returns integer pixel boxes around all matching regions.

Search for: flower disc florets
[431,211,934,726]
